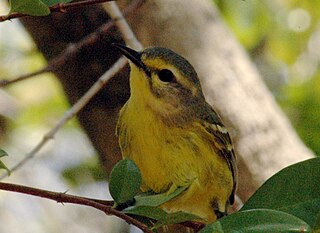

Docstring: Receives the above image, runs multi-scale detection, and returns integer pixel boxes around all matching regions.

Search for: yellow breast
[117,98,233,222]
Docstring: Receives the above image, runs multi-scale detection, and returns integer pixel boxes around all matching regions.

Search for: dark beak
[112,43,146,71]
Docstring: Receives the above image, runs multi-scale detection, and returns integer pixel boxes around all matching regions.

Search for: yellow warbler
[114,44,237,223]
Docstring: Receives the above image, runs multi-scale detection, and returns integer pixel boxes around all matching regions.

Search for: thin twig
[103,2,143,50]
[0,57,127,180]
[0,0,114,22]
[0,67,50,87]
[0,0,145,178]
[0,182,152,233]
[0,0,145,87]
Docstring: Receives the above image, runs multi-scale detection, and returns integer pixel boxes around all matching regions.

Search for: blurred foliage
[0,148,10,175]
[0,18,88,181]
[62,155,107,187]
[215,0,320,156]
[281,76,320,157]
[0,23,73,131]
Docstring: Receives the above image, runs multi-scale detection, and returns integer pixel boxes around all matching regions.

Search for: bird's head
[114,44,205,121]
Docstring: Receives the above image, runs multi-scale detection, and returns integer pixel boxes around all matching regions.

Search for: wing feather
[198,104,237,205]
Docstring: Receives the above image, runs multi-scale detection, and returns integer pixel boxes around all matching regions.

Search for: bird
[114,43,237,223]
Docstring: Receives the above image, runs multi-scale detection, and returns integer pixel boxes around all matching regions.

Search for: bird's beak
[112,43,147,72]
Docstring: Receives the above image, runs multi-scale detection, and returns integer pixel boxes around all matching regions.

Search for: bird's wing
[199,104,237,205]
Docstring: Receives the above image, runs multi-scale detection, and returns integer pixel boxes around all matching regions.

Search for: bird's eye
[158,69,175,82]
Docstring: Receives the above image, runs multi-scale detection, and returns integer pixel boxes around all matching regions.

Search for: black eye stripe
[158,69,175,82]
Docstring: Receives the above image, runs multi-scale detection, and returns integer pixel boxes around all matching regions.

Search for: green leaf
[109,159,142,204]
[123,206,168,220]
[154,211,202,229]
[0,149,8,158]
[280,199,320,230]
[41,0,73,6]
[241,158,320,227]
[62,156,107,187]
[0,161,10,175]
[123,185,200,228]
[124,205,202,225]
[312,213,320,233]
[0,149,10,175]
[9,0,50,16]
[199,209,311,233]
[199,221,224,233]
[134,185,189,207]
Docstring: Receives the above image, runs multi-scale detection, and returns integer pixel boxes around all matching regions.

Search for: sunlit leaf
[9,0,50,16]
[0,161,10,175]
[124,205,202,227]
[199,209,310,233]
[134,185,188,207]
[0,149,10,175]
[123,206,168,220]
[109,159,142,204]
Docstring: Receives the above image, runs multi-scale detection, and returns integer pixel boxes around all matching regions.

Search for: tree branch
[0,0,144,179]
[0,0,145,87]
[0,0,116,22]
[103,1,143,50]
[0,182,152,233]
[0,181,204,232]
[0,57,127,180]
[0,67,50,87]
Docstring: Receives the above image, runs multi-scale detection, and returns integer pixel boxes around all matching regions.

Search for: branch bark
[20,4,127,173]
[0,182,152,233]
[1,0,144,179]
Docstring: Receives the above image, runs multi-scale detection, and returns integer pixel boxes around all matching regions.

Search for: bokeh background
[0,0,319,232]
[215,0,320,156]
